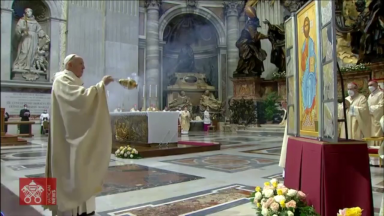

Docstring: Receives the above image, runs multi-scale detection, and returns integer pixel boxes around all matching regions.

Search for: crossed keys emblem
[21,180,44,204]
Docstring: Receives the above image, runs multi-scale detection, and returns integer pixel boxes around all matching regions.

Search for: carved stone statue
[175,43,195,72]
[263,17,288,73]
[199,90,224,112]
[168,91,192,111]
[349,0,384,63]
[233,6,268,77]
[13,8,50,75]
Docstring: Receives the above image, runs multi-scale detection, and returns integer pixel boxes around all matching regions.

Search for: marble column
[224,1,242,99]
[144,0,161,109]
[0,8,13,80]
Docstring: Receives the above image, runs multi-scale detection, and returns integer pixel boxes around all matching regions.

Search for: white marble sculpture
[13,8,50,76]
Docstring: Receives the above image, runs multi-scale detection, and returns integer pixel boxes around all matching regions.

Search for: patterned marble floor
[1,132,383,216]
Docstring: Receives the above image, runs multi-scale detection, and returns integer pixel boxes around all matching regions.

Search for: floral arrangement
[114,145,141,159]
[340,63,371,73]
[250,178,319,216]
[337,207,363,216]
[272,71,286,80]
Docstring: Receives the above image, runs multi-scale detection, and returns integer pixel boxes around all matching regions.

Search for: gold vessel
[118,78,138,90]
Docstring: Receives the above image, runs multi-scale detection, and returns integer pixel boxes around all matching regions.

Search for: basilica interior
[1,0,384,215]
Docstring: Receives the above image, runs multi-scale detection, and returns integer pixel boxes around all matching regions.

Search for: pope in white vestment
[338,83,371,140]
[44,54,114,216]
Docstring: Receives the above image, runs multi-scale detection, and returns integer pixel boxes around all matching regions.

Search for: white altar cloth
[147,111,179,143]
[110,111,179,144]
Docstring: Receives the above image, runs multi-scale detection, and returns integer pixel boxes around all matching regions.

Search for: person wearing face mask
[44,54,114,216]
[19,104,31,134]
[339,82,371,140]
[40,110,50,134]
[367,80,384,138]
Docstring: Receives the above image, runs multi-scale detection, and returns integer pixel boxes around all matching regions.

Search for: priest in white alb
[367,80,384,138]
[338,82,371,140]
[44,54,114,216]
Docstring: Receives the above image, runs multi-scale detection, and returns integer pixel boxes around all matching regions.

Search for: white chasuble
[339,94,371,141]
[368,90,384,137]
[44,70,112,213]
[180,111,191,132]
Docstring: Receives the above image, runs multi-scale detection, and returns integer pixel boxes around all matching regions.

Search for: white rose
[263,189,274,198]
[124,153,128,157]
[261,208,269,216]
[115,150,120,154]
[270,178,278,185]
[287,211,294,216]
[287,189,298,197]
[273,215,278,216]
[255,192,262,201]
[130,154,133,158]
[274,195,286,203]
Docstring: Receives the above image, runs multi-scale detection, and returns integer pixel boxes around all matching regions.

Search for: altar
[110,111,179,149]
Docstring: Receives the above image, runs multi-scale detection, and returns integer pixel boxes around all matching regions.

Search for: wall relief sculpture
[12,2,51,81]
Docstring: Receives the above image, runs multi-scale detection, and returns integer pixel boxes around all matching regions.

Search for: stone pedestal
[370,62,384,80]
[277,79,287,100]
[232,77,263,100]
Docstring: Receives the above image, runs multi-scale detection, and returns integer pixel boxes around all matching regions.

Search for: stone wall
[1,0,140,111]
[66,0,139,111]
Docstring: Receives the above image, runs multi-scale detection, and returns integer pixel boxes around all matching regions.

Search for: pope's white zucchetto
[64,54,76,66]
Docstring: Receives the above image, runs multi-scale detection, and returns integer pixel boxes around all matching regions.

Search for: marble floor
[1,132,383,216]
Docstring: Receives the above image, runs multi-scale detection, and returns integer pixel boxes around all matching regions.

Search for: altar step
[237,124,285,136]
[112,141,221,158]
[1,134,28,146]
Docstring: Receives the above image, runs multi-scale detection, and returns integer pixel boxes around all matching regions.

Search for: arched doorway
[158,6,226,108]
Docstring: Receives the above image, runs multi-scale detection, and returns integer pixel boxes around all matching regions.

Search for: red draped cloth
[284,137,373,216]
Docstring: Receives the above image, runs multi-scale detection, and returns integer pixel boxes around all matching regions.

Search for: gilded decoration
[112,115,148,144]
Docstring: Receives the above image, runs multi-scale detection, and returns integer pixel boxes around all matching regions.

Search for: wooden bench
[4,121,36,137]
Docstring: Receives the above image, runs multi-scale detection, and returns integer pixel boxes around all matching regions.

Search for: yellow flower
[280,200,285,208]
[264,182,270,186]
[255,186,261,192]
[257,202,261,208]
[345,207,362,216]
[272,182,278,188]
[277,189,283,195]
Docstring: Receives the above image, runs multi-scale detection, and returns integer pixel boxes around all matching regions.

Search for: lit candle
[143,85,145,98]
[155,85,158,98]
[149,85,152,98]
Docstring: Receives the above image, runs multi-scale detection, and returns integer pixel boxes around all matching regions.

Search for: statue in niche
[199,90,225,113]
[175,42,195,72]
[233,6,268,77]
[12,8,50,80]
[349,0,384,63]
[263,16,290,73]
[168,91,193,111]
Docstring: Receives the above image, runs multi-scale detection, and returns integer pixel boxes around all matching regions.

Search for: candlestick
[143,85,145,98]
[155,85,158,98]
[149,85,152,98]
